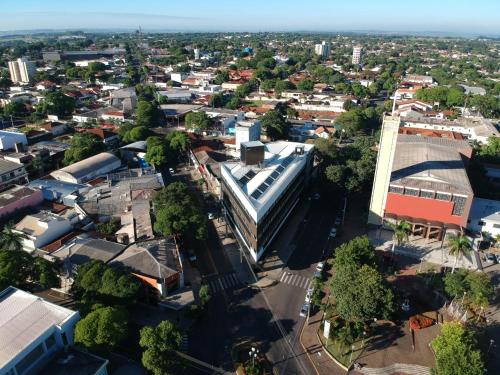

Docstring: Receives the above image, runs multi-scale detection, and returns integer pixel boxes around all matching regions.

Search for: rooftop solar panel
[251,190,262,199]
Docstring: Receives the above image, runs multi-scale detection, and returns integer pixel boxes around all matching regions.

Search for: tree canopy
[153,182,207,240]
[185,111,211,131]
[72,260,141,307]
[260,110,289,140]
[444,269,493,308]
[135,100,162,128]
[75,306,128,351]
[139,320,183,375]
[63,133,104,165]
[36,90,75,117]
[430,322,484,375]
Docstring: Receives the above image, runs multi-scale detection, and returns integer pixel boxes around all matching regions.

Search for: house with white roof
[0,286,80,375]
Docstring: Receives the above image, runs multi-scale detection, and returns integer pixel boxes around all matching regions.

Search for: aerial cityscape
[0,1,499,375]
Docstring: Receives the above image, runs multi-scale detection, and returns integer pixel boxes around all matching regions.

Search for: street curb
[299,320,321,375]
[315,330,350,373]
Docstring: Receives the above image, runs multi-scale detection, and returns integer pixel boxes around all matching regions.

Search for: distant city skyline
[1,0,499,36]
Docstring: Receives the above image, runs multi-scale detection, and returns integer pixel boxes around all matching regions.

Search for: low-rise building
[0,130,28,151]
[467,198,500,238]
[0,286,80,375]
[14,211,74,252]
[221,141,314,261]
[0,159,28,187]
[0,185,43,222]
[50,152,121,184]
[235,120,261,150]
[109,238,184,300]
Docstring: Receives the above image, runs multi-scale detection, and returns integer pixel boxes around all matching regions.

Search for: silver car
[300,302,310,318]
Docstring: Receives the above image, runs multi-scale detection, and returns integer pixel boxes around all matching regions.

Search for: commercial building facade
[369,115,474,240]
[352,45,362,65]
[221,141,314,261]
[314,41,331,58]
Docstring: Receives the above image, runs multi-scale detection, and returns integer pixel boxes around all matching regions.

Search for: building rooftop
[0,158,24,175]
[0,287,78,369]
[221,141,314,222]
[391,134,473,194]
[109,238,181,280]
[0,185,40,209]
[39,347,108,375]
[53,152,121,180]
[401,116,499,139]
[14,211,69,237]
[53,237,126,265]
[469,198,500,224]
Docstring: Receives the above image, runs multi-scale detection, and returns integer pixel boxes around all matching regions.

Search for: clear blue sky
[1,0,499,35]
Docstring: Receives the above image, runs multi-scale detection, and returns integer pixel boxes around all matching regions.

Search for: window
[61,332,69,346]
[452,195,467,216]
[436,192,451,201]
[388,185,403,194]
[420,190,434,199]
[404,188,419,196]
[9,172,14,178]
[45,334,56,349]
[15,343,45,374]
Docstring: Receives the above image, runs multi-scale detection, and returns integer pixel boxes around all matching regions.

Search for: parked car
[496,254,500,263]
[208,212,215,220]
[485,253,497,264]
[305,286,315,303]
[188,249,197,262]
[169,167,175,174]
[329,228,337,238]
[334,216,342,226]
[313,269,322,279]
[315,261,325,272]
[299,302,310,318]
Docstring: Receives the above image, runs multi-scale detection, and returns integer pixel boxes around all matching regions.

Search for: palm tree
[0,223,23,251]
[390,220,412,254]
[447,234,472,273]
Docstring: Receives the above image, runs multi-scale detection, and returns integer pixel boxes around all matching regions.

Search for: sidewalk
[301,310,347,375]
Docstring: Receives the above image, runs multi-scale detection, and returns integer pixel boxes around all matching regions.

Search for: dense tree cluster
[330,236,394,322]
[63,133,105,165]
[153,182,207,240]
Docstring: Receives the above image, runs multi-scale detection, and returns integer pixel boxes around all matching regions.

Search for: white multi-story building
[235,120,261,150]
[314,41,331,58]
[352,45,363,65]
[468,198,500,238]
[221,141,314,261]
[0,286,80,375]
[8,58,36,84]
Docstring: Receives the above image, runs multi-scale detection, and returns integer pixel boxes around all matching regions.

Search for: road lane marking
[218,278,224,291]
[300,278,308,288]
[280,272,287,282]
[210,280,218,293]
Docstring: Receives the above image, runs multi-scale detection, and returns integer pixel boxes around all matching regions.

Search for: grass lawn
[318,331,367,368]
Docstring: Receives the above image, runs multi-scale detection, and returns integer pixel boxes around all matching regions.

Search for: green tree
[139,320,183,375]
[37,90,75,117]
[63,133,104,165]
[331,264,394,322]
[0,250,32,290]
[121,125,150,143]
[389,220,412,253]
[95,218,121,236]
[199,284,211,307]
[166,131,191,153]
[443,269,468,299]
[135,100,161,128]
[153,182,207,240]
[430,322,484,375]
[297,78,314,91]
[0,222,23,251]
[447,234,472,273]
[32,257,60,288]
[465,271,493,308]
[3,102,28,117]
[260,110,288,140]
[333,236,376,270]
[478,136,500,164]
[185,111,211,131]
[72,260,140,306]
[75,306,128,351]
[214,70,229,85]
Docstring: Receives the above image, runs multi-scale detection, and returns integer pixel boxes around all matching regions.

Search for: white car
[316,262,325,272]
[329,228,337,238]
[305,286,315,303]
[169,167,175,174]
[334,216,342,226]
[299,302,310,318]
[208,212,215,220]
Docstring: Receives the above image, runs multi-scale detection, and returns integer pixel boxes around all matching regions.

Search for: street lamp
[248,347,259,372]
[487,339,495,357]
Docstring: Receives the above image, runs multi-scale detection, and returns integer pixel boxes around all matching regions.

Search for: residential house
[0,185,43,222]
[0,159,28,187]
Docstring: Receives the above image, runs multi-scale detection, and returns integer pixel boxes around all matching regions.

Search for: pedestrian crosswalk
[279,272,312,290]
[207,273,241,294]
